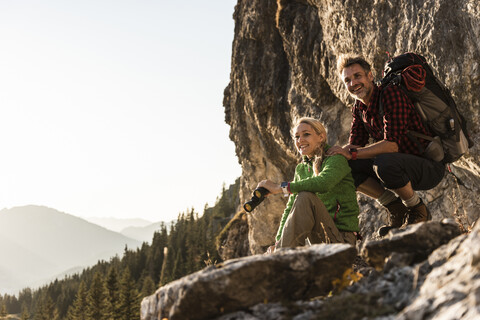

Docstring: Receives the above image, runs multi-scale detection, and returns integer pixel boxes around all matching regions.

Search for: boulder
[397,219,480,320]
[360,220,462,269]
[140,243,356,320]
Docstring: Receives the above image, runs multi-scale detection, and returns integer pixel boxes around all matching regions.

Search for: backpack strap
[378,73,403,119]
[406,130,434,142]
[406,130,433,155]
[379,83,431,156]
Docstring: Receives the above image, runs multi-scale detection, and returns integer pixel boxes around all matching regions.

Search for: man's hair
[336,54,372,75]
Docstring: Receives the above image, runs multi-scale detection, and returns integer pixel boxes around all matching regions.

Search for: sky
[0,0,242,223]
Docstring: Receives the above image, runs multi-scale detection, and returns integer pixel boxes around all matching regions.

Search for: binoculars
[243,187,269,212]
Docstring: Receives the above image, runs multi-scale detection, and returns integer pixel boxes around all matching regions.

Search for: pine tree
[172,249,185,280]
[67,281,88,320]
[86,272,108,320]
[3,294,21,315]
[105,267,121,320]
[0,303,7,318]
[149,224,168,285]
[118,268,140,320]
[18,289,33,316]
[20,304,31,320]
[33,294,58,320]
[140,276,156,297]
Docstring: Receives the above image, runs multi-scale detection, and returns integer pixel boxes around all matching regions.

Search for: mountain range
[0,205,145,294]
[85,216,154,233]
[85,216,171,243]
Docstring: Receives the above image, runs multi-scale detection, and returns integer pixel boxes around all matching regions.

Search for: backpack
[378,52,474,163]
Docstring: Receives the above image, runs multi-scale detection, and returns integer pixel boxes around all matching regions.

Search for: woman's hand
[256,180,282,195]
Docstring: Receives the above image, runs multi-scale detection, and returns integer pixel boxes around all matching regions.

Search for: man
[328,54,445,236]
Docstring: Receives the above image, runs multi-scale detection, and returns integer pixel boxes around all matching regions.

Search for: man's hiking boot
[406,200,432,224]
[377,198,408,237]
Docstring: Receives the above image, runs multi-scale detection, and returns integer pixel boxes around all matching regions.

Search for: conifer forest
[0,179,240,320]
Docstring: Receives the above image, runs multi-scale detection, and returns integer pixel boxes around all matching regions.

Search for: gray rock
[361,221,462,269]
[396,219,480,320]
[140,244,356,320]
[214,293,398,320]
[217,211,250,261]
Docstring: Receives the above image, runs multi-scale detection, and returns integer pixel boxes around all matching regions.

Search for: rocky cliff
[223,0,480,255]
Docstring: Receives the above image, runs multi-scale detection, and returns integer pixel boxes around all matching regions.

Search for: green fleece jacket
[275,145,359,241]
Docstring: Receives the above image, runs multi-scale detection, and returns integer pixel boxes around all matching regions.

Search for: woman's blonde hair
[291,117,327,139]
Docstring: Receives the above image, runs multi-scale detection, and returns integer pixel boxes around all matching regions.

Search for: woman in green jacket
[257,117,359,250]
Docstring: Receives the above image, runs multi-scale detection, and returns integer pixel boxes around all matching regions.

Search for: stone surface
[217,211,250,261]
[200,219,479,320]
[360,220,462,269]
[397,219,480,320]
[214,295,395,320]
[140,244,356,320]
[224,0,480,256]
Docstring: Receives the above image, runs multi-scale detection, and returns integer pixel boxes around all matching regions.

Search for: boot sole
[378,225,396,237]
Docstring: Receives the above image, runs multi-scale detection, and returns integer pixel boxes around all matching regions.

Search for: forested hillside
[0,179,239,320]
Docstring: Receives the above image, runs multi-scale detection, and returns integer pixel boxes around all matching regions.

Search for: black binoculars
[243,187,269,212]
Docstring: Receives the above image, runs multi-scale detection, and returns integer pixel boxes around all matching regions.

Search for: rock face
[140,244,357,320]
[141,221,480,320]
[217,211,250,261]
[223,0,480,255]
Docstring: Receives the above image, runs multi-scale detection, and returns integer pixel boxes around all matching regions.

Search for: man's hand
[327,141,398,160]
[326,145,352,159]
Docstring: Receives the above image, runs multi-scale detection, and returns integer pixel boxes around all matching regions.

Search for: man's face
[341,64,374,104]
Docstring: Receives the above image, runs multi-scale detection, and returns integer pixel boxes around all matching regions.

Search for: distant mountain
[85,216,153,232]
[120,222,163,243]
[0,205,141,294]
[86,217,175,243]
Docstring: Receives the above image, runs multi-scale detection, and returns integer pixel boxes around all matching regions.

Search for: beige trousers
[278,192,356,248]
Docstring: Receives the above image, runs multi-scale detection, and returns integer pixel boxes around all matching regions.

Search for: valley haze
[0,205,163,295]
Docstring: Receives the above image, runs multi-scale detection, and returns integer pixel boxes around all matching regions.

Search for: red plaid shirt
[349,84,431,155]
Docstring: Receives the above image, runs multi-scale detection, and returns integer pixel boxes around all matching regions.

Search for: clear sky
[0,0,241,222]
